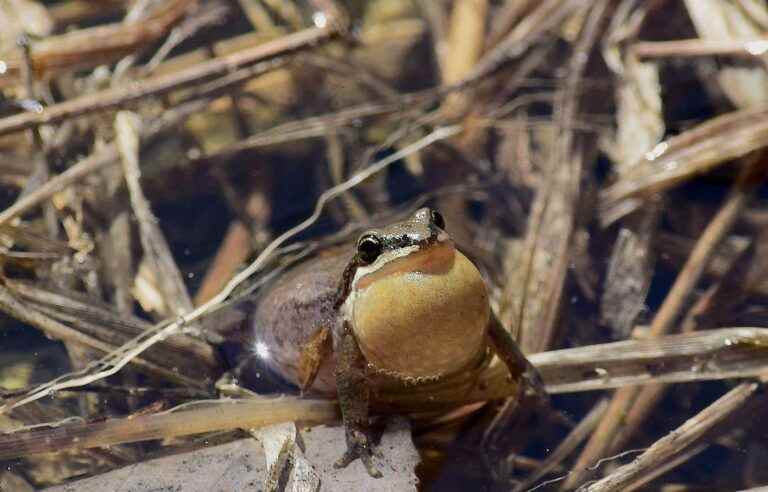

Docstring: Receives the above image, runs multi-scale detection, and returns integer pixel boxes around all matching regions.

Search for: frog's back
[249,248,350,394]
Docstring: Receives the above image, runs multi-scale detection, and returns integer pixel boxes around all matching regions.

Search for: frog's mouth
[354,240,456,291]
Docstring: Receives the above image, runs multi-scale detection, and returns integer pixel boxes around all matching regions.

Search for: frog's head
[340,208,489,382]
[351,207,449,286]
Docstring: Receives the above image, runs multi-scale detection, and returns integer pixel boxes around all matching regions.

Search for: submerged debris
[0,1,768,490]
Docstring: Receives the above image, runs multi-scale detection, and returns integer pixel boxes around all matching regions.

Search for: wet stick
[566,154,768,489]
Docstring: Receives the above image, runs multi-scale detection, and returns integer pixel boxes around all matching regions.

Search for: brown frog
[249,208,543,477]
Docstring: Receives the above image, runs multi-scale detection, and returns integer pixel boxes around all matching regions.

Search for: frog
[249,207,544,477]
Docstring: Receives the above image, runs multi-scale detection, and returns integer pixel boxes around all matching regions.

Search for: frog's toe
[334,430,382,478]
[334,449,382,478]
[361,453,383,478]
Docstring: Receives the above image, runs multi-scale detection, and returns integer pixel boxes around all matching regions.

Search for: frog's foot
[334,428,382,478]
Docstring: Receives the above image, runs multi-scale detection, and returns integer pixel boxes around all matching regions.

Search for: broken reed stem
[0,24,340,136]
[0,284,200,388]
[3,327,768,461]
[623,444,708,492]
[517,0,609,355]
[650,155,767,339]
[116,111,195,320]
[440,0,488,117]
[581,382,760,492]
[0,398,338,460]
[465,0,588,86]
[633,36,768,59]
[0,98,210,227]
[566,154,768,489]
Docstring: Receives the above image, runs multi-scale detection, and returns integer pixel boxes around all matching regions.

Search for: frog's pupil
[358,235,382,264]
[431,210,445,229]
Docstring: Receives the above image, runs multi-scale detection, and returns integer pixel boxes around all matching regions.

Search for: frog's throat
[344,245,490,381]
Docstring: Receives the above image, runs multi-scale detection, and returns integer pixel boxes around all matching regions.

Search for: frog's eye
[357,234,383,264]
[431,210,446,230]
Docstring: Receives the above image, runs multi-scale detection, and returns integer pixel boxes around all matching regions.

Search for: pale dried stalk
[633,36,768,59]
[440,0,488,117]
[101,144,134,315]
[513,0,609,355]
[116,111,195,320]
[580,383,760,492]
[599,55,664,338]
[0,0,194,86]
[0,398,338,460]
[326,131,367,223]
[3,327,767,461]
[600,107,768,224]
[527,327,768,391]
[0,98,209,226]
[0,284,200,387]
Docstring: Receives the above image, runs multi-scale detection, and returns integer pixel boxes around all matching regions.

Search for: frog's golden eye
[431,210,445,230]
[357,234,382,264]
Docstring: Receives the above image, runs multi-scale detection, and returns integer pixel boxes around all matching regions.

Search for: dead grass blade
[0,23,341,136]
[600,108,768,225]
[580,382,760,492]
[508,1,610,355]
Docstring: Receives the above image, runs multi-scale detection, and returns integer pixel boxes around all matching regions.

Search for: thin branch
[580,383,760,492]
[0,98,210,226]
[116,111,195,320]
[0,24,341,136]
[633,36,768,59]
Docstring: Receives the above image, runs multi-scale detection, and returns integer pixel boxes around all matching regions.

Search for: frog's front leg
[297,325,332,392]
[334,321,382,478]
[487,313,547,401]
